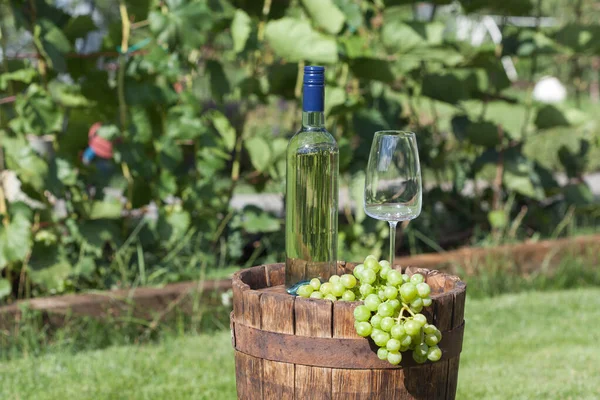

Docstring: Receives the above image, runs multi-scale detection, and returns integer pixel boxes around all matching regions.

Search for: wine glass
[364,131,422,266]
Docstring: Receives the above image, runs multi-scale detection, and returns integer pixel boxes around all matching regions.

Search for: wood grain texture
[242,290,262,328]
[446,281,467,400]
[332,369,372,400]
[371,369,412,399]
[295,365,332,400]
[235,351,263,400]
[263,360,294,400]
[294,297,333,338]
[333,300,360,338]
[261,291,295,334]
[266,264,285,287]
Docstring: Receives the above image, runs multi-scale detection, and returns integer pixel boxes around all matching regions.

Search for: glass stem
[389,221,398,267]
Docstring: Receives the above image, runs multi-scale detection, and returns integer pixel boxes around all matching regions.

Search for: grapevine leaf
[265,18,338,64]
[88,199,123,220]
[231,9,252,53]
[245,136,271,172]
[301,0,346,35]
[242,207,280,233]
[210,111,237,151]
[0,213,32,270]
[0,279,11,299]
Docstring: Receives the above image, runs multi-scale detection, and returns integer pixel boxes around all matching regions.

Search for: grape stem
[396,304,415,323]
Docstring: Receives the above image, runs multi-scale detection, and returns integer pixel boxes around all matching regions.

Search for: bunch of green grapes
[297,255,442,366]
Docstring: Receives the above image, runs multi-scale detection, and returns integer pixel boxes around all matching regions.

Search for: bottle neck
[302,111,325,128]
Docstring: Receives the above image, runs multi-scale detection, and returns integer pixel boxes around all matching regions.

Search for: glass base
[286,280,311,296]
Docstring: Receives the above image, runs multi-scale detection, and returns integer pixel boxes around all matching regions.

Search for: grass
[1,288,599,399]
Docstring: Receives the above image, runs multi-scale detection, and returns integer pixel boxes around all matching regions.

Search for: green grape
[373,332,390,347]
[422,298,433,307]
[424,324,437,335]
[404,319,420,336]
[377,302,394,318]
[400,283,418,302]
[377,348,389,361]
[379,265,391,279]
[410,301,423,313]
[391,324,406,339]
[415,343,429,357]
[400,335,412,348]
[355,321,373,337]
[364,258,381,272]
[410,334,421,348]
[380,317,395,332]
[386,338,401,352]
[297,285,313,298]
[362,269,377,284]
[388,299,400,310]
[370,314,382,329]
[379,260,391,269]
[401,274,410,283]
[342,290,356,301]
[413,313,427,326]
[425,333,439,346]
[387,351,402,365]
[400,344,409,352]
[310,292,323,299]
[384,286,398,300]
[412,351,427,364]
[370,328,384,338]
[387,270,403,286]
[320,282,332,295]
[416,282,431,298]
[309,278,321,291]
[427,345,442,362]
[341,274,357,289]
[329,275,340,284]
[325,294,337,302]
[332,282,345,297]
[353,305,371,322]
[434,329,442,342]
[364,294,381,311]
[410,273,425,284]
[353,264,365,280]
[365,255,378,262]
[359,283,374,297]
[377,290,386,301]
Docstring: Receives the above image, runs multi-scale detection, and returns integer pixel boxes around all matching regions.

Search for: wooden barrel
[231,262,466,400]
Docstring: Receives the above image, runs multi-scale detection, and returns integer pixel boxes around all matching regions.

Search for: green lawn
[1,288,599,399]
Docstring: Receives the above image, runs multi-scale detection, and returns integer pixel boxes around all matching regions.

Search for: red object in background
[88,122,113,159]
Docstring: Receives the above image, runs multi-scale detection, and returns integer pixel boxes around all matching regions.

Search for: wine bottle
[285,66,339,293]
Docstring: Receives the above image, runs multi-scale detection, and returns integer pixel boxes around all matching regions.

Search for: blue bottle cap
[303,66,325,112]
[303,66,325,86]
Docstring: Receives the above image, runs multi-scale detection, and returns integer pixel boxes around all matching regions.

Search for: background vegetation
[1,0,600,304]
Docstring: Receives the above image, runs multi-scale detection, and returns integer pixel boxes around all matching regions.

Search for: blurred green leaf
[210,111,237,151]
[206,60,231,102]
[422,71,471,104]
[242,207,280,233]
[88,199,123,220]
[488,210,508,229]
[245,136,271,172]
[467,120,501,147]
[301,0,346,35]
[558,140,589,179]
[265,18,338,64]
[535,105,571,130]
[231,9,252,53]
[563,183,594,206]
[158,170,178,198]
[0,279,11,299]
[552,24,600,55]
[49,81,93,108]
[382,20,443,54]
[149,0,214,49]
[28,244,72,293]
[33,19,72,73]
[0,213,32,270]
[458,0,533,15]
[0,68,37,90]
[3,136,49,191]
[503,151,544,200]
[350,58,395,83]
[157,209,191,247]
[63,15,97,43]
[97,125,120,141]
[9,84,62,135]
